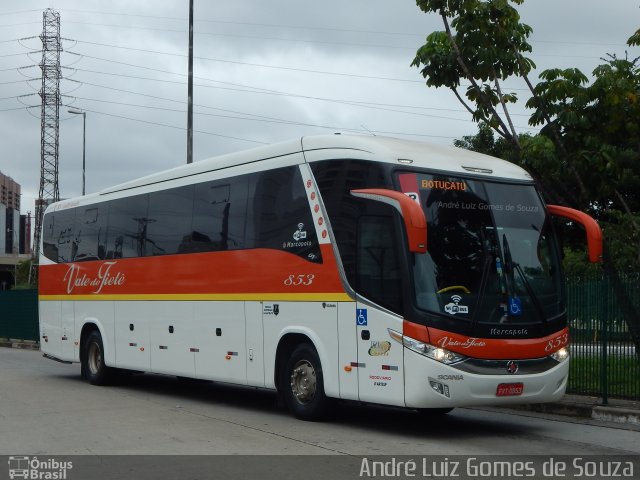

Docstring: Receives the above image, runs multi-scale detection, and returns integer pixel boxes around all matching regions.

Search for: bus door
[355,214,405,406]
[356,302,405,406]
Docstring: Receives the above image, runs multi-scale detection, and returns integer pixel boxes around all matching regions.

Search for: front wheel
[280,343,329,421]
[81,330,112,385]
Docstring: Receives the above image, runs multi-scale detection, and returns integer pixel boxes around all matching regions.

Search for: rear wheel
[81,330,112,385]
[280,343,329,421]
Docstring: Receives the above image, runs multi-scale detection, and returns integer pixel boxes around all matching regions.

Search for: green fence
[1,277,639,401]
[566,271,640,401]
[0,289,39,341]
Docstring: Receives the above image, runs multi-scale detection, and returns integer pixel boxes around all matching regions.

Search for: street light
[68,108,87,195]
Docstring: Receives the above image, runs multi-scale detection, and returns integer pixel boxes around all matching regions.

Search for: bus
[38,134,602,420]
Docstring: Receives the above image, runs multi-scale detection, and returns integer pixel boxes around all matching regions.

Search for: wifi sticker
[444,295,469,315]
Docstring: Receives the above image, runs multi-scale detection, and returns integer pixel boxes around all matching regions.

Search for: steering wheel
[437,285,471,294]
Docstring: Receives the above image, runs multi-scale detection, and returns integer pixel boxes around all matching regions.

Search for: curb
[0,340,40,351]
[500,401,640,427]
[592,406,640,426]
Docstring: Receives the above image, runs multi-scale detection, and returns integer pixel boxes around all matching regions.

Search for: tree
[412,0,640,352]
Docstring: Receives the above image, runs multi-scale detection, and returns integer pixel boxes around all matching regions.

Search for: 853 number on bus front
[545,332,569,352]
[283,274,315,286]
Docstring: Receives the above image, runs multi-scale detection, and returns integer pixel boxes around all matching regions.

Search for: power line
[0,104,38,112]
[61,66,466,112]
[60,104,267,144]
[0,78,38,85]
[0,51,39,58]
[58,8,633,49]
[0,92,37,101]
[0,64,37,72]
[0,9,43,16]
[63,95,464,140]
[65,49,423,83]
[64,76,479,124]
[63,23,413,50]
[65,69,537,124]
[61,8,424,38]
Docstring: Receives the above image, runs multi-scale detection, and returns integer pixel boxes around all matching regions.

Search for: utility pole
[187,0,194,164]
[31,8,62,285]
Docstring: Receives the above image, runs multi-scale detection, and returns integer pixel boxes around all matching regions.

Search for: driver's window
[356,215,402,314]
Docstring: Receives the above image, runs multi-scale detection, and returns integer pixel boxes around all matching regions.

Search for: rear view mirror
[351,188,427,254]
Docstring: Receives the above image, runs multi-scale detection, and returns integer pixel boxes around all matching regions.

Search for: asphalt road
[1,347,639,480]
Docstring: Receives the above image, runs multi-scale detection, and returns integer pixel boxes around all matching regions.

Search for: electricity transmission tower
[31,8,62,284]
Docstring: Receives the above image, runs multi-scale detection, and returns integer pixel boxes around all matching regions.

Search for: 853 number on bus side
[284,274,315,286]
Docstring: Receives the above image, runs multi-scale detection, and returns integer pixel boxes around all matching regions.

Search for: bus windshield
[397,172,564,325]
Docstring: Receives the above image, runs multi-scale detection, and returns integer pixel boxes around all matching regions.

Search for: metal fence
[1,276,639,401]
[566,271,640,401]
[0,289,39,341]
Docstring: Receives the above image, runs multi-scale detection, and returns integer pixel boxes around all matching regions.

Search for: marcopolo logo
[8,456,73,480]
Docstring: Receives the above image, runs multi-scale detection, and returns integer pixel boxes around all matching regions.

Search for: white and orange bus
[38,135,602,420]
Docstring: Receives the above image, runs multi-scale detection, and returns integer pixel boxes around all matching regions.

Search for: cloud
[0,0,638,226]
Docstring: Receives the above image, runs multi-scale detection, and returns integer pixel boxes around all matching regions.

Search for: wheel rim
[290,359,316,404]
[88,341,101,375]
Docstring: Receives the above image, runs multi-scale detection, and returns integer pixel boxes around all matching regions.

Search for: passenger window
[106,195,149,258]
[189,177,247,253]
[74,203,108,262]
[147,186,195,255]
[247,166,321,263]
[48,208,76,264]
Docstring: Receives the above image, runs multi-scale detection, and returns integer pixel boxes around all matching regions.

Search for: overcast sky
[1,1,638,220]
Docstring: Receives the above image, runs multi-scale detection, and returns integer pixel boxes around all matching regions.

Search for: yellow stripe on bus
[39,293,354,302]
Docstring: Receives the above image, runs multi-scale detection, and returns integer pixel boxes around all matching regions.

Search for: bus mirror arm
[350,188,427,254]
[547,205,603,263]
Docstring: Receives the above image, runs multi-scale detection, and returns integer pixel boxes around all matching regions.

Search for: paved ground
[3,347,640,479]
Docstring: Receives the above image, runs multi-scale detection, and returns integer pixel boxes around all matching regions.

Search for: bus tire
[281,343,329,421]
[81,330,112,385]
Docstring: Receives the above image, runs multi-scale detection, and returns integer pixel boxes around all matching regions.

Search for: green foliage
[14,260,35,289]
[416,0,640,356]
[562,247,601,276]
[412,0,535,143]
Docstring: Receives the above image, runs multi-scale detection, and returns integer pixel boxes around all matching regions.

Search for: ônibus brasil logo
[8,456,73,480]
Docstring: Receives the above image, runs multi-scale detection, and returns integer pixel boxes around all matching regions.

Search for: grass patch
[568,355,640,399]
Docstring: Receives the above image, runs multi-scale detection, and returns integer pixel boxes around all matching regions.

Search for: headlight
[388,329,466,365]
[551,347,569,362]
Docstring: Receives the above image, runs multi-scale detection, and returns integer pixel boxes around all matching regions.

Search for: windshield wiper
[502,234,547,323]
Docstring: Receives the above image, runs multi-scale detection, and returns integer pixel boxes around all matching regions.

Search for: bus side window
[248,166,321,263]
[356,215,403,314]
[42,213,58,262]
[74,204,108,262]
[106,195,150,258]
[190,177,247,253]
[53,208,76,264]
[147,185,195,256]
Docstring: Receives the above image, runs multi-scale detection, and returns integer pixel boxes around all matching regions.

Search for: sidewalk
[0,338,39,350]
[2,340,639,426]
[499,394,640,427]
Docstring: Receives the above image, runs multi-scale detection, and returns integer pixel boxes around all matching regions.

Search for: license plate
[496,383,524,397]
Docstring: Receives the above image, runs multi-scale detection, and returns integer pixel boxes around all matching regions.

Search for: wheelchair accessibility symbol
[356,309,368,326]
[508,297,522,316]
